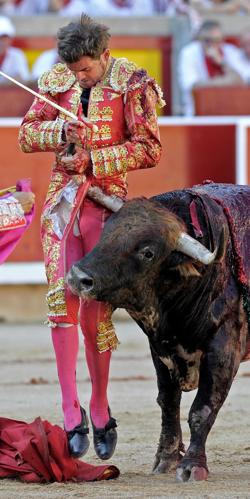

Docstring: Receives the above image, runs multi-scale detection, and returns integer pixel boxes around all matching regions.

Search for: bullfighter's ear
[176,263,201,278]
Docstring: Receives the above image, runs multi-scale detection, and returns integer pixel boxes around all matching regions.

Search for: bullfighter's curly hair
[57,14,111,63]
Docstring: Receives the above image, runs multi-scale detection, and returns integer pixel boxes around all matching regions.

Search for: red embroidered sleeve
[18,95,64,153]
[91,82,162,178]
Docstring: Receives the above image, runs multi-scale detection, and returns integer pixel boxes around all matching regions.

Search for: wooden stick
[0,70,98,132]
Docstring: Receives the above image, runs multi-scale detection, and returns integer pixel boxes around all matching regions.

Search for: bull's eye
[138,246,154,260]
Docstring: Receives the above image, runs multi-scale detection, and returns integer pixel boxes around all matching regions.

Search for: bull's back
[152,182,250,287]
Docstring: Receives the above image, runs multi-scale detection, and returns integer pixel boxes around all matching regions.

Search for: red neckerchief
[0,51,6,68]
[204,48,225,77]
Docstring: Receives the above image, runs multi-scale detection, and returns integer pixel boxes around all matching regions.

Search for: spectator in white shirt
[31,47,60,81]
[88,0,155,16]
[177,19,243,115]
[191,0,250,15]
[48,0,88,16]
[0,0,48,15]
[226,29,250,84]
[154,0,202,34]
[0,16,30,84]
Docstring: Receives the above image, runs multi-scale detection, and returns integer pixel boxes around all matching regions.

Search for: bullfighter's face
[67,49,110,89]
[67,199,181,311]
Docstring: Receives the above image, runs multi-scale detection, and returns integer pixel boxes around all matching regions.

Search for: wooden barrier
[193,86,250,116]
[1,117,245,262]
[0,84,36,117]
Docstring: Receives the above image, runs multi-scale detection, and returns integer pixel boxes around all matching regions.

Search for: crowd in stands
[1,0,247,19]
[178,19,250,115]
[1,1,250,114]
[0,15,30,84]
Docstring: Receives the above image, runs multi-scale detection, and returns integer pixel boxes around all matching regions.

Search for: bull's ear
[176,263,201,278]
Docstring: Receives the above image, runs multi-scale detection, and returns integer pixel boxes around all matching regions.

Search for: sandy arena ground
[0,317,249,499]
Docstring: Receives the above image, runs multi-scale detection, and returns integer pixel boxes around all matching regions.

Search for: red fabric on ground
[0,417,119,483]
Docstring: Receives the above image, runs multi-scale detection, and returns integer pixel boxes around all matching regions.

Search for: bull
[67,182,250,482]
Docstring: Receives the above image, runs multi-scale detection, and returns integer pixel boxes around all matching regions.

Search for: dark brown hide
[67,183,249,482]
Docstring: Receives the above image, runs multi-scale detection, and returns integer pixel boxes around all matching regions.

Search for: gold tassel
[96,319,119,353]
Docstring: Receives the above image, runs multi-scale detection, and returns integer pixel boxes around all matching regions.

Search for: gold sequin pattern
[96,317,119,353]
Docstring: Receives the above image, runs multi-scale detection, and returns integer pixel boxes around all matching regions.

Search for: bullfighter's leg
[52,323,81,431]
[50,229,83,432]
[79,198,113,429]
[150,345,184,474]
[80,299,111,428]
[176,323,242,482]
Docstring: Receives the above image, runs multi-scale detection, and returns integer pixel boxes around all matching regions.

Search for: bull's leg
[150,346,184,474]
[176,324,241,482]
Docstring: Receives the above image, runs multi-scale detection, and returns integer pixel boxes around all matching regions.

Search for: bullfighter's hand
[62,120,87,147]
[13,192,35,214]
[60,145,92,175]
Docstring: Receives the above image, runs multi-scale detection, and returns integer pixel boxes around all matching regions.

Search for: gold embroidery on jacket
[101,106,113,121]
[91,87,104,102]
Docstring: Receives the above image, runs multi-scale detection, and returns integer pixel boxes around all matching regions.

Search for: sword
[0,70,98,132]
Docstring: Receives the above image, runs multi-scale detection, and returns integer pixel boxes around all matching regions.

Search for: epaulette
[109,58,138,93]
[38,62,76,96]
[126,68,166,108]
[109,58,166,108]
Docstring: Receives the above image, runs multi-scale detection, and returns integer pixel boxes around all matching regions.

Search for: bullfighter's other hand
[13,192,35,214]
[60,145,92,175]
[62,120,87,147]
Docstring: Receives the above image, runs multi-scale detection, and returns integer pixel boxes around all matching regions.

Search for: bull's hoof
[153,459,174,474]
[176,465,208,482]
[153,452,182,474]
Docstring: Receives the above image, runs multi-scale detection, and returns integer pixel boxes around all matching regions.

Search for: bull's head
[67,198,219,311]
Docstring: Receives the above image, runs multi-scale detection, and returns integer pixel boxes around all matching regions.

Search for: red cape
[0,417,119,483]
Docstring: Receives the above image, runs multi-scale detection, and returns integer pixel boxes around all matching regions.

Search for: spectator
[0,1,13,15]
[0,16,30,84]
[48,0,89,16]
[224,28,250,83]
[192,0,250,15]
[0,0,48,15]
[177,19,243,115]
[154,0,202,34]
[88,0,155,16]
[31,47,60,80]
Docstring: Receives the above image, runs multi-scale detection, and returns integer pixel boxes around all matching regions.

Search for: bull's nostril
[81,276,93,289]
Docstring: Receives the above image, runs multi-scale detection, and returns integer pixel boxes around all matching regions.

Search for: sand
[0,318,249,499]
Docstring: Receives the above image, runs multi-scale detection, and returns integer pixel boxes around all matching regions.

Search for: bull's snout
[67,264,94,296]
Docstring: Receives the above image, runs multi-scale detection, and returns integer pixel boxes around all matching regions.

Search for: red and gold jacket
[19,56,164,201]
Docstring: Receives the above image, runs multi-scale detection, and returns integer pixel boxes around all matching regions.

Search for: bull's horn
[176,233,216,265]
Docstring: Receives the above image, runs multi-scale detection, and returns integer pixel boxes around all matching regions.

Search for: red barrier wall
[0,123,236,262]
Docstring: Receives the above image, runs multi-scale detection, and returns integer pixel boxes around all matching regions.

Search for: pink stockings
[51,322,111,431]
[52,325,80,431]
[51,199,112,431]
